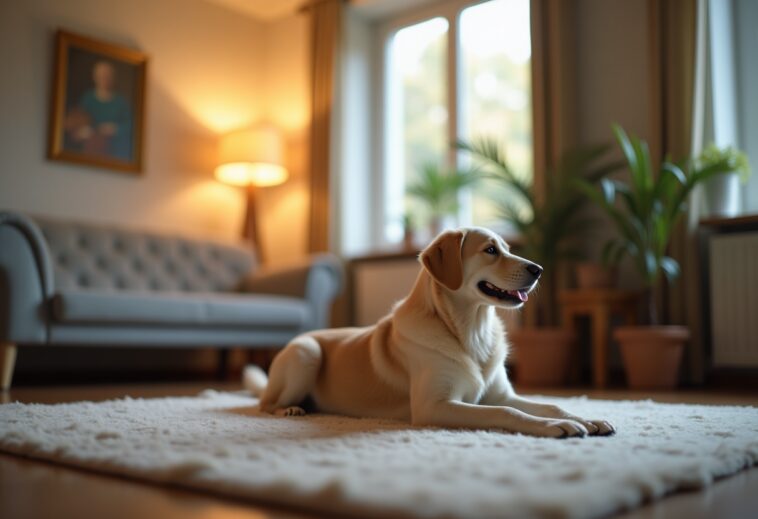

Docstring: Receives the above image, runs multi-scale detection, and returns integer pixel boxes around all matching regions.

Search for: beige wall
[574,0,652,288]
[0,0,653,267]
[0,0,269,243]
[258,14,311,263]
[575,0,652,145]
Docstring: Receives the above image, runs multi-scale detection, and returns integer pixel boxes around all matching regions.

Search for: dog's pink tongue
[508,290,529,302]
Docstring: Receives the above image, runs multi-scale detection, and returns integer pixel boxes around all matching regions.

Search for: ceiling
[204,0,304,21]
[203,0,441,22]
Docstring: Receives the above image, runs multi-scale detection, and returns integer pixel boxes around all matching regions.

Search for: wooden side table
[559,289,639,388]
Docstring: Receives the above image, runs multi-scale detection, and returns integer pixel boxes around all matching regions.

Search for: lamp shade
[215,126,288,187]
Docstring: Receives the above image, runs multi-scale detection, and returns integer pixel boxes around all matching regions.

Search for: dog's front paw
[536,419,588,438]
[565,416,616,436]
[274,406,306,417]
[584,419,615,436]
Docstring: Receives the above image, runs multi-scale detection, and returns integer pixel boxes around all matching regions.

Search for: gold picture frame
[48,30,148,174]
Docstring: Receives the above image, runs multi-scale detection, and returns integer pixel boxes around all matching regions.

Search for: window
[380,0,532,244]
[699,0,758,215]
[385,18,449,243]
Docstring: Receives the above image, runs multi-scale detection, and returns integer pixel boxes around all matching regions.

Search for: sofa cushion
[51,289,310,328]
[35,217,256,293]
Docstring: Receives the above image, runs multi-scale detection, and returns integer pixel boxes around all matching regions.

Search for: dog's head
[419,227,542,309]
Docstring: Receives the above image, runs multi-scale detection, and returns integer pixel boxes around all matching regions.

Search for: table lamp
[215,126,288,263]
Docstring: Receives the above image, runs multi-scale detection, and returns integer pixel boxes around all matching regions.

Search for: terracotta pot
[615,326,690,389]
[575,262,617,289]
[510,328,574,387]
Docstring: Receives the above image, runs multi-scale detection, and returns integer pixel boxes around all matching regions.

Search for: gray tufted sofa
[0,211,343,389]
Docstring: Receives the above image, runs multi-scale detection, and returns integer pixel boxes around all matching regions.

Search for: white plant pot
[704,173,740,217]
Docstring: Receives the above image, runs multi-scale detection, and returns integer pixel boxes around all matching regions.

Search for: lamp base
[243,185,264,264]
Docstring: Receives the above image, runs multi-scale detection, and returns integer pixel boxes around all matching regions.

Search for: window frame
[373,0,529,247]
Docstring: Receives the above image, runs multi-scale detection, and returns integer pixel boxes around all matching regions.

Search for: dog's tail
[242,365,268,397]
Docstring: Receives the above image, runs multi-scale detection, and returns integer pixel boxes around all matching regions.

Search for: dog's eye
[484,246,498,255]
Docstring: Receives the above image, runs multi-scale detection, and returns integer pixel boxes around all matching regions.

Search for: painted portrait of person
[49,31,146,172]
[63,57,135,160]
[65,61,133,160]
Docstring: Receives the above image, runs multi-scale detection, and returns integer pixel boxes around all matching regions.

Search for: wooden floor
[2,383,758,519]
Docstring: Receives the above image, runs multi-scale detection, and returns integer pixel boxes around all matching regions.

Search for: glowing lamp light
[214,125,287,264]
[215,162,288,187]
[215,126,288,188]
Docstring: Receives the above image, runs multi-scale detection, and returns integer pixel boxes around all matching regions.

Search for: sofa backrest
[35,217,256,293]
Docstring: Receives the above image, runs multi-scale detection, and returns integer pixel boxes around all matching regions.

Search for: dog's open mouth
[477,280,528,304]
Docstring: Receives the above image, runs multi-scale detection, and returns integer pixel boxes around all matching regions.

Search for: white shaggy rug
[1,392,757,519]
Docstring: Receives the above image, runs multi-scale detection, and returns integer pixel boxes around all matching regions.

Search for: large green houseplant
[576,125,736,388]
[458,139,621,386]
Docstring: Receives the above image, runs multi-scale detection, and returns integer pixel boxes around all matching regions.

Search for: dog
[245,227,615,438]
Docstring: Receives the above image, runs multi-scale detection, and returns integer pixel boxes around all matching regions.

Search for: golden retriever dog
[245,227,615,438]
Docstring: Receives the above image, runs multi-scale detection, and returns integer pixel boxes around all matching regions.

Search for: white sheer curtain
[692,0,757,218]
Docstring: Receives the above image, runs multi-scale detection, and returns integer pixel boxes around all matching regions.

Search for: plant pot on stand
[576,126,738,392]
[510,327,575,387]
[615,326,690,389]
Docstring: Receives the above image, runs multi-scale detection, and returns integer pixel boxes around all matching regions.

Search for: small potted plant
[698,143,750,217]
[577,125,735,389]
[406,162,481,237]
[459,139,621,386]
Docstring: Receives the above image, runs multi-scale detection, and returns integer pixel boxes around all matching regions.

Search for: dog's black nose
[526,263,543,279]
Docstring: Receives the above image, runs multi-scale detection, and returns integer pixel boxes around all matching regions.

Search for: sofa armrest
[240,254,344,330]
[0,211,55,343]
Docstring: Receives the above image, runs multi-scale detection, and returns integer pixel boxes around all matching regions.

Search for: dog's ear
[420,230,465,290]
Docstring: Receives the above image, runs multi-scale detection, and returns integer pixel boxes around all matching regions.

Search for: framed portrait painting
[48,30,147,173]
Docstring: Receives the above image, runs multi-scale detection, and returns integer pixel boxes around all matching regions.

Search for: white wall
[0,0,269,243]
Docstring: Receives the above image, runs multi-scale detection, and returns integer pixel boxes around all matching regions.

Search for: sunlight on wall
[139,8,266,135]
[256,13,312,263]
[148,179,246,242]
[264,15,311,132]
[148,70,264,135]
[260,176,310,261]
[183,97,263,135]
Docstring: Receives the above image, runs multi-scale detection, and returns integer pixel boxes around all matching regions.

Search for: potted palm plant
[406,163,481,237]
[577,125,736,389]
[459,139,621,386]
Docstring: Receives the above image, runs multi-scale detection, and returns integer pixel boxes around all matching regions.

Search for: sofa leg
[1,343,17,391]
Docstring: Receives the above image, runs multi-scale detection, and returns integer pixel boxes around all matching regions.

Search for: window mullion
[448,9,472,226]
[446,12,459,171]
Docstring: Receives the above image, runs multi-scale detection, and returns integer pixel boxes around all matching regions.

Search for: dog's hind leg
[259,334,322,416]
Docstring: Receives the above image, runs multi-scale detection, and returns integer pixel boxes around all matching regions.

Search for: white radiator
[709,231,758,367]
